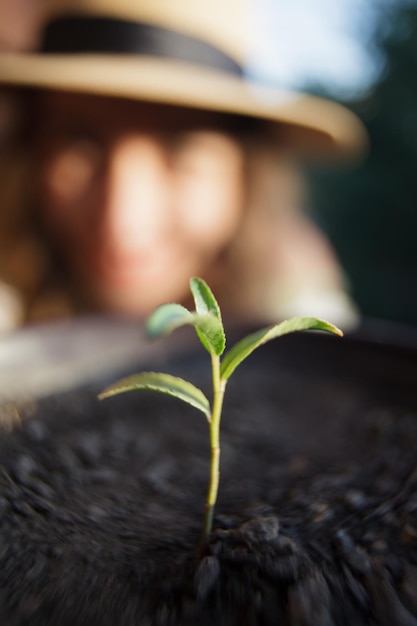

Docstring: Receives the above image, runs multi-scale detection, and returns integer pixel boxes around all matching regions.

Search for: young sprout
[99,277,342,544]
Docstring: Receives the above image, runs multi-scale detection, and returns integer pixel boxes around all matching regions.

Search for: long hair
[0,91,74,328]
[219,140,359,328]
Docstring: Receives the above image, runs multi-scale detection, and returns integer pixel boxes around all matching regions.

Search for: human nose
[99,135,173,251]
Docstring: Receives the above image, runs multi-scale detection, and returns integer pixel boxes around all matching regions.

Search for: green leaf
[145,279,225,356]
[146,301,224,357]
[146,303,193,339]
[190,277,225,356]
[190,277,222,320]
[191,313,226,357]
[220,317,343,381]
[98,371,211,420]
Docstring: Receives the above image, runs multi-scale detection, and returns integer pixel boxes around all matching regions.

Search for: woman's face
[34,92,245,315]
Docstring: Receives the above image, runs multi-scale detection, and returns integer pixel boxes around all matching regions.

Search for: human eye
[41,127,105,202]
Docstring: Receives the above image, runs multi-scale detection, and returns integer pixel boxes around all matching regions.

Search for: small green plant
[99,277,342,544]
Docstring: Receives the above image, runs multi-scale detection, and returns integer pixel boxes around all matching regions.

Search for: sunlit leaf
[190,277,222,320]
[98,371,211,420]
[146,302,224,357]
[146,303,193,339]
[190,277,225,355]
[220,317,343,381]
[191,313,226,357]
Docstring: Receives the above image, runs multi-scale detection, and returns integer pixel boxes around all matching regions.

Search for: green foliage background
[308,0,417,327]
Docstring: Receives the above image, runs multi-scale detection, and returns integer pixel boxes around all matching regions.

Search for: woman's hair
[220,139,359,327]
[0,90,74,328]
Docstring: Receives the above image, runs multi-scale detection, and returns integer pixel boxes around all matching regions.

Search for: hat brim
[0,53,367,159]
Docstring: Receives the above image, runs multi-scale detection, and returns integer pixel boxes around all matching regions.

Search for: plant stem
[202,354,226,544]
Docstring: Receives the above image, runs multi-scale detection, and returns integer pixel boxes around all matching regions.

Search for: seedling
[99,277,342,544]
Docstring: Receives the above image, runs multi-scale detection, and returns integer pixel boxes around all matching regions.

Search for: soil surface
[0,331,416,625]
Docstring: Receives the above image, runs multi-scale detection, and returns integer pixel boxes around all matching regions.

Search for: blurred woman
[0,0,367,332]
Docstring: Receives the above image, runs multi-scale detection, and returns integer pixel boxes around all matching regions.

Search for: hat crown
[42,0,247,63]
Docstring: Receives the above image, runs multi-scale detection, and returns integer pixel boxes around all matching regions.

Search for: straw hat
[0,0,367,158]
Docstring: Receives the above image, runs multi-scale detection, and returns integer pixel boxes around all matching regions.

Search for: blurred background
[251,0,417,330]
[0,0,42,51]
[1,0,417,329]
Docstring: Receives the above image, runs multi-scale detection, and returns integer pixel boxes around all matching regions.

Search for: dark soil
[0,331,416,625]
